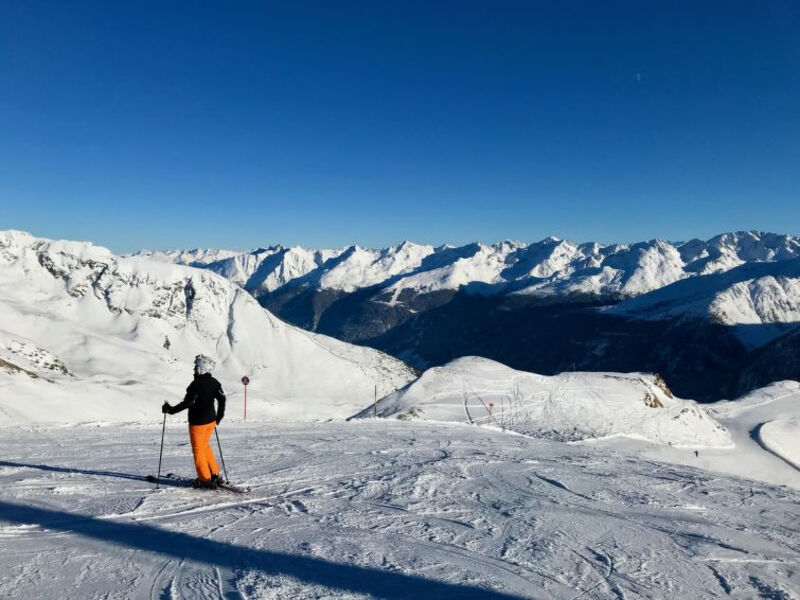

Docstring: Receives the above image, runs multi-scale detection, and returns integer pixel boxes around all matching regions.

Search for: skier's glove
[162,402,172,414]
[216,413,224,425]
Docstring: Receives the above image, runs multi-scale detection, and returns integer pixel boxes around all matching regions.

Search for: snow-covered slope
[0,230,415,423]
[759,419,800,470]
[353,357,732,448]
[353,357,800,489]
[3,419,799,599]
[610,258,800,349]
[708,380,800,473]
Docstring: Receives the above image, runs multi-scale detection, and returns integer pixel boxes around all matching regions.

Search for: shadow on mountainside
[360,294,800,402]
[256,255,800,402]
[0,500,531,599]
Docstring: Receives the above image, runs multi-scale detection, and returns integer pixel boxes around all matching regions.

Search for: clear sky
[0,1,798,252]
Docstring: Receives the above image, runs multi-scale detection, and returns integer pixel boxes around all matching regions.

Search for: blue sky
[0,1,797,252]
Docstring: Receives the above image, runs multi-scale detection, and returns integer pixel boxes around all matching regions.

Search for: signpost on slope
[488,402,495,424]
[241,375,250,421]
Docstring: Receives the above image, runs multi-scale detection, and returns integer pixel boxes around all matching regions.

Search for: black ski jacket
[170,373,226,425]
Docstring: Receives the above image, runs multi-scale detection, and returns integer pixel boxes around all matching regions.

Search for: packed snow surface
[2,420,799,599]
[0,230,415,423]
[355,357,732,449]
[759,419,800,470]
[703,381,800,479]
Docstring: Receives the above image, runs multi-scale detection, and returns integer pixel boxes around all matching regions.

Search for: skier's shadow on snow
[0,500,531,600]
[0,460,188,489]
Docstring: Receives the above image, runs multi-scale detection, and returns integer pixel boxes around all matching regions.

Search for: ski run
[1,409,799,599]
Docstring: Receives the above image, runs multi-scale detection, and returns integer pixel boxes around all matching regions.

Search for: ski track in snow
[0,420,799,599]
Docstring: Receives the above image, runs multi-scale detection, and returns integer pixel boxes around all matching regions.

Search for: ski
[146,473,249,494]
[216,481,250,494]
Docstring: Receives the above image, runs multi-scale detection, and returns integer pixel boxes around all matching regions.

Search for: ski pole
[156,413,166,490]
[214,427,229,482]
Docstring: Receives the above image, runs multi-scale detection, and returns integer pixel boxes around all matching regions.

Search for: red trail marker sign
[241,376,250,420]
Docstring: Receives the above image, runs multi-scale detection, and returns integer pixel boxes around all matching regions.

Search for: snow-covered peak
[198,246,345,294]
[613,239,688,295]
[1,229,112,260]
[382,240,525,294]
[0,230,415,422]
[611,258,800,348]
[128,247,243,266]
[203,246,285,288]
[251,246,344,293]
[316,242,436,292]
[501,238,581,280]
[679,230,800,275]
[0,229,37,250]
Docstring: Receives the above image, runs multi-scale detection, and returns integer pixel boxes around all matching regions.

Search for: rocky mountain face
[142,231,800,401]
[0,231,416,422]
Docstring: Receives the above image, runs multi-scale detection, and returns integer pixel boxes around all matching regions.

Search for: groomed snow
[575,380,800,491]
[699,380,800,479]
[758,419,800,470]
[1,420,798,599]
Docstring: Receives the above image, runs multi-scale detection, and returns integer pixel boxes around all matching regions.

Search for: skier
[162,354,226,489]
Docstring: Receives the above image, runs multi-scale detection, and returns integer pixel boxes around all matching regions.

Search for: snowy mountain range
[610,257,800,349]
[130,247,242,266]
[137,230,800,299]
[0,230,415,422]
[3,231,800,600]
[4,230,799,484]
[139,230,800,400]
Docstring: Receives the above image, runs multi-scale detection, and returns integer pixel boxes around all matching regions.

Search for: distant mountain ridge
[138,230,800,300]
[610,257,800,349]
[129,247,242,266]
[131,230,800,401]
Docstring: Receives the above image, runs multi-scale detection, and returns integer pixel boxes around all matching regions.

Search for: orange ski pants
[189,422,220,480]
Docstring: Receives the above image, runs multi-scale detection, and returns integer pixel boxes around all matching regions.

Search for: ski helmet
[194,354,215,375]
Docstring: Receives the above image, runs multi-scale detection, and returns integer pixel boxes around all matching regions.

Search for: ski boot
[192,477,218,490]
